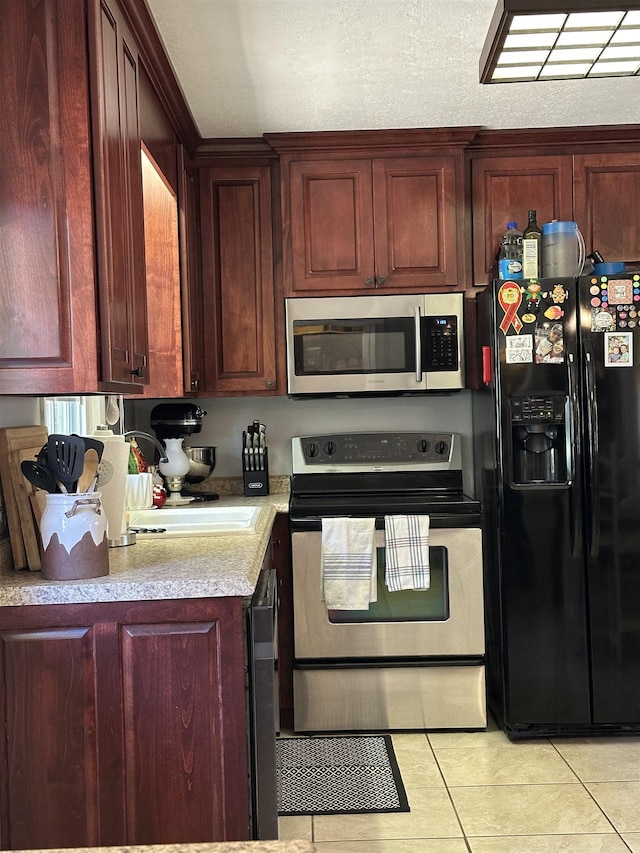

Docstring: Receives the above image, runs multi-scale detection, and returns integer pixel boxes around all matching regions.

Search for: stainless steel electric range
[289,431,486,732]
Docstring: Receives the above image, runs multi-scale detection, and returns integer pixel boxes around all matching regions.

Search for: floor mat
[276,734,410,816]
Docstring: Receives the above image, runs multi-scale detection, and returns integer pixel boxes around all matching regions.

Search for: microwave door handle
[414,306,422,383]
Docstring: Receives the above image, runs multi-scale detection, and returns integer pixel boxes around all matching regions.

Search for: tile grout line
[548,738,632,844]
[426,731,474,849]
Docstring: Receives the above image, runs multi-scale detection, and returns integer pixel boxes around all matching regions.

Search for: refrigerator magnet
[505,334,533,364]
[607,279,634,305]
[550,284,568,304]
[605,331,633,367]
[591,307,616,332]
[498,282,523,334]
[535,323,564,364]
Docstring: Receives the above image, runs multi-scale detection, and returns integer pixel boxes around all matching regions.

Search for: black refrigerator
[473,272,640,738]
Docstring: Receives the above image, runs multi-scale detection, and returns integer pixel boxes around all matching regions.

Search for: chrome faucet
[123,430,168,463]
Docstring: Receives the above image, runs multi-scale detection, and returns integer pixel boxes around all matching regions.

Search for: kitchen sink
[128,505,262,538]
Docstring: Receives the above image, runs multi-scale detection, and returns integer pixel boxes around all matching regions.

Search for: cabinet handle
[364,277,375,286]
[377,276,387,286]
[131,366,145,378]
[265,378,275,389]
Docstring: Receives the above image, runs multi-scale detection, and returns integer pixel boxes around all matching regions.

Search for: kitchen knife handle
[414,306,423,383]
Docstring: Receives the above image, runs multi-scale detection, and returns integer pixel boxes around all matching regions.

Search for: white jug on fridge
[541,220,585,278]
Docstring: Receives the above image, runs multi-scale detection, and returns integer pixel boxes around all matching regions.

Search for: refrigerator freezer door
[579,274,640,724]
[492,279,592,732]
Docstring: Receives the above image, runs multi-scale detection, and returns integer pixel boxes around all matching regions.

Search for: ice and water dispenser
[510,394,568,486]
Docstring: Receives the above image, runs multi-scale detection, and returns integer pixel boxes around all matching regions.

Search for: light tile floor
[278,719,640,852]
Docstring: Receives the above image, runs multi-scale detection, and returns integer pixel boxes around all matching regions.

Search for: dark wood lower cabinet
[0,597,250,849]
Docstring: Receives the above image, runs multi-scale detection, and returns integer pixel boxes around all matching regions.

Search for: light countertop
[0,493,289,608]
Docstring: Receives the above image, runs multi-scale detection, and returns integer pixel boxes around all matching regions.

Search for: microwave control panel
[423,316,458,371]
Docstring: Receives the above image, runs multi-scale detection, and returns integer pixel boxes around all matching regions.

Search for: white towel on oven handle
[384,514,430,591]
[321,517,377,610]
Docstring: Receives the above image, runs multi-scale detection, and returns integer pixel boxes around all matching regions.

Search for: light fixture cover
[480,0,640,82]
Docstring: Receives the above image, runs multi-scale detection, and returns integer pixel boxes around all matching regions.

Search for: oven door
[292,524,483,660]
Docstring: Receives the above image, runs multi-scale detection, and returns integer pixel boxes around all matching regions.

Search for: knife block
[242,448,269,497]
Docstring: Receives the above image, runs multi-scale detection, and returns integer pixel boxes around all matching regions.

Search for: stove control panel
[292,431,460,473]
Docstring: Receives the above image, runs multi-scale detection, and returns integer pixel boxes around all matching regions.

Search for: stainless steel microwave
[285,293,465,397]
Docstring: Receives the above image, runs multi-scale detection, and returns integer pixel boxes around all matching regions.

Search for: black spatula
[47,434,86,493]
[20,459,59,493]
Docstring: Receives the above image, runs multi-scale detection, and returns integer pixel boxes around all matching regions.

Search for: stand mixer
[149,404,217,503]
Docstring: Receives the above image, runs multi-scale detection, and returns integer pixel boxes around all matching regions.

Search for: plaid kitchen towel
[321,517,377,610]
[384,515,430,591]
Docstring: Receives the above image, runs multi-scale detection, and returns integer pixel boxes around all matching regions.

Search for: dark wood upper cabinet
[88,0,149,390]
[287,156,460,292]
[574,151,640,264]
[268,129,478,296]
[0,0,198,396]
[372,156,460,291]
[199,162,279,395]
[468,127,640,287]
[0,0,100,394]
[471,154,574,286]
[288,158,375,292]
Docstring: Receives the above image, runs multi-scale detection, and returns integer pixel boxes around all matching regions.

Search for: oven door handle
[414,306,423,383]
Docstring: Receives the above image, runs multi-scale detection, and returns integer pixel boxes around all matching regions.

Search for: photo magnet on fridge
[605,332,633,367]
[535,323,564,364]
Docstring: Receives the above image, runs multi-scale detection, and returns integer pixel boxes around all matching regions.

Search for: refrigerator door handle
[583,344,600,557]
[567,346,582,558]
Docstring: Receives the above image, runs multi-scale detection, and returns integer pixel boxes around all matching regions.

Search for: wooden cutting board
[0,426,48,570]
[10,446,48,571]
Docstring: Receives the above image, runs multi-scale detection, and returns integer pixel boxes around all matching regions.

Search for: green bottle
[522,209,542,279]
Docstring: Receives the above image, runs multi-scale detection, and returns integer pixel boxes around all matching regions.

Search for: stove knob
[305,441,320,458]
[434,440,448,455]
[323,440,337,456]
[417,439,431,453]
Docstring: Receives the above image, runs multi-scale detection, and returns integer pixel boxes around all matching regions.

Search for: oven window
[292,317,415,376]
[328,546,449,623]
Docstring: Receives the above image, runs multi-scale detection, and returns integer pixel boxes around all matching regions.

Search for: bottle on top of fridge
[522,210,542,279]
[498,222,523,280]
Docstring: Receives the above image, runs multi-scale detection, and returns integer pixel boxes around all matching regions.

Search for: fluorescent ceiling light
[480,0,640,83]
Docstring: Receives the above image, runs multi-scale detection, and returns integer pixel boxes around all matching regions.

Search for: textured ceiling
[145,0,640,139]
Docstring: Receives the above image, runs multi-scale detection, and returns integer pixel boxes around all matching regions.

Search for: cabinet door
[0,0,100,394]
[0,598,251,849]
[574,152,640,263]
[119,606,249,843]
[287,159,375,293]
[0,626,104,849]
[89,0,149,390]
[200,165,278,394]
[471,155,574,285]
[373,155,460,291]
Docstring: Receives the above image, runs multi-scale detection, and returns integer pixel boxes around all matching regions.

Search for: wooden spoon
[78,448,100,493]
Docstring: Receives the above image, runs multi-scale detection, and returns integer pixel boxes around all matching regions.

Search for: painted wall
[127,391,475,490]
[0,397,41,428]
